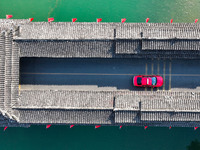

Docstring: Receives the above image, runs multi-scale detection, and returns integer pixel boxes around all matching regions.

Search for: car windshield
[152,77,157,85]
[137,77,142,85]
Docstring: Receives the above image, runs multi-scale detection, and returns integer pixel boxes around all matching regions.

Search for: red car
[133,75,163,87]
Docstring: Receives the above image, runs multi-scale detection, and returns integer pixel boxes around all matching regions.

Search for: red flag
[194,127,198,130]
[29,18,34,22]
[119,125,123,129]
[95,125,101,128]
[48,18,54,22]
[4,126,7,131]
[72,18,77,22]
[170,19,173,23]
[121,18,126,23]
[144,126,148,129]
[46,124,51,128]
[169,126,172,129]
[6,15,13,19]
[146,18,149,23]
[97,18,102,22]
[195,19,198,23]
[70,125,75,128]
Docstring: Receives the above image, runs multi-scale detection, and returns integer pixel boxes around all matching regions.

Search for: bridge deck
[20,58,200,92]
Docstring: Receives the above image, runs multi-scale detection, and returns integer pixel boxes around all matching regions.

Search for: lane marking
[169,60,172,91]
[157,59,159,91]
[145,63,148,75]
[151,59,154,75]
[151,59,153,91]
[163,60,166,91]
[20,72,200,77]
[157,59,159,75]
[145,63,147,91]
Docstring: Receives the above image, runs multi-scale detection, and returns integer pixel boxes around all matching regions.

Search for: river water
[0,0,200,149]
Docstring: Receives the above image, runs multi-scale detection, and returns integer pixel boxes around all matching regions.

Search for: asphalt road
[20,58,200,91]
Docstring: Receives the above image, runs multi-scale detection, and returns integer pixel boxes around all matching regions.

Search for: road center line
[145,62,148,91]
[157,59,159,91]
[163,61,166,91]
[151,59,154,91]
[20,72,200,77]
[169,60,172,91]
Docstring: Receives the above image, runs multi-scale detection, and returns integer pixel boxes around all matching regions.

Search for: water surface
[1,0,200,149]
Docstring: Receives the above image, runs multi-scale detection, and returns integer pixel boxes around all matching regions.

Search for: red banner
[72,18,77,22]
[97,18,102,22]
[121,18,126,23]
[48,18,54,22]
[29,18,34,22]
[6,15,13,19]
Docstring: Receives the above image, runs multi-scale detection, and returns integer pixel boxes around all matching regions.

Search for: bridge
[1,19,200,127]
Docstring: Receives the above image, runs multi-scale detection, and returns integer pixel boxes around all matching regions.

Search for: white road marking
[20,72,200,77]
[169,60,172,91]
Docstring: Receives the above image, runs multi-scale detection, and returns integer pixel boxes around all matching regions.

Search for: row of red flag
[2,126,199,131]
[5,15,199,23]
[46,125,199,130]
[37,125,200,131]
[46,124,103,129]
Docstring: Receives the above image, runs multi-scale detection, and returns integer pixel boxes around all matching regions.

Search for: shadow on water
[186,140,200,150]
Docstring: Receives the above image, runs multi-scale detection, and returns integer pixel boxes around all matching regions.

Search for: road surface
[20,58,200,91]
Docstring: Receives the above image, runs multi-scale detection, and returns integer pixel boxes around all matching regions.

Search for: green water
[1,0,200,149]
[1,126,200,150]
[1,0,200,22]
